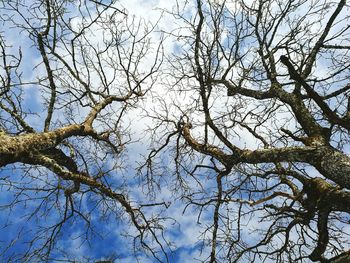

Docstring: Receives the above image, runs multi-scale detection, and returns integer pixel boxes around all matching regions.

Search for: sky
[0,1,212,262]
[1,0,350,262]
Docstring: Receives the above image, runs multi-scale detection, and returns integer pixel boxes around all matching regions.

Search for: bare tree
[0,0,167,262]
[144,0,350,262]
[2,0,350,262]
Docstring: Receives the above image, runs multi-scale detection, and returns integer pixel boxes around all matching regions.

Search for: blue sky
[1,0,350,262]
[0,2,210,261]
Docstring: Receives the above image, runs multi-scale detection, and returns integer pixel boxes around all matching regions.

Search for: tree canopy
[1,0,350,262]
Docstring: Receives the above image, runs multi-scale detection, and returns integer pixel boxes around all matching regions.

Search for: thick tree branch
[302,0,346,78]
[280,55,350,130]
